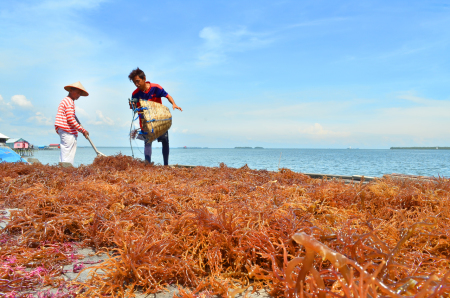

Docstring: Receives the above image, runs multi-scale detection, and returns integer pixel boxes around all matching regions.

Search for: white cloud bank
[0,94,54,127]
[1,94,34,110]
[170,91,450,148]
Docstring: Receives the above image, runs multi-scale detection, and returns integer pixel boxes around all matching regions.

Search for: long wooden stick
[86,135,106,157]
[75,115,106,157]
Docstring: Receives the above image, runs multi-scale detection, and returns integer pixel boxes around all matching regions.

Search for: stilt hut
[5,138,34,156]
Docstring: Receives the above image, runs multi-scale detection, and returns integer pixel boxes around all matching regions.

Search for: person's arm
[129,95,135,109]
[74,115,89,138]
[165,94,183,111]
[66,103,86,134]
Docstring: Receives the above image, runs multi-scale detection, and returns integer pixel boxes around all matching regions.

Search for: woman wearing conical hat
[54,82,90,165]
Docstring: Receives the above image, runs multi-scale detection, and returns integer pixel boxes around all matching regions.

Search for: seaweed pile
[1,155,449,297]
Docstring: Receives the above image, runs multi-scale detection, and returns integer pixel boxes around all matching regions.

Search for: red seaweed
[0,155,449,297]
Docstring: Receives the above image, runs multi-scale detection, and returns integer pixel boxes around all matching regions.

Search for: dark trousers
[144,131,169,165]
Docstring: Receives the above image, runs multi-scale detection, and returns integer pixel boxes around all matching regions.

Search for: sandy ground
[61,247,181,298]
[1,208,271,298]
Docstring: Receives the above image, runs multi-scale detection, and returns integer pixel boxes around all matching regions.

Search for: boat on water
[0,145,29,163]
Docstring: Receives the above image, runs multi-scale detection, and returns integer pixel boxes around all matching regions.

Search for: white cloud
[88,110,114,126]
[199,27,223,48]
[28,112,52,126]
[0,95,14,120]
[0,94,13,111]
[1,94,35,111]
[182,129,188,133]
[397,93,448,107]
[11,95,33,109]
[76,106,90,118]
[198,26,275,66]
[197,17,348,67]
[97,111,114,126]
[299,123,350,138]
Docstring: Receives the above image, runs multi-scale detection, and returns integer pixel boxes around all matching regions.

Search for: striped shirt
[55,97,86,136]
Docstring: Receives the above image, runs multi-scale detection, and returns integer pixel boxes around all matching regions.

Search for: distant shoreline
[390,147,450,150]
[73,146,450,150]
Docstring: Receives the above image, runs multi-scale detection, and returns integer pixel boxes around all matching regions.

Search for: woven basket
[139,100,172,142]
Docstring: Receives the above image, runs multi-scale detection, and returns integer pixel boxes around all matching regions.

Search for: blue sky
[1,0,449,148]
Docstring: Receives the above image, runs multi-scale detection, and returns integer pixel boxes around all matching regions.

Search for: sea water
[30,147,449,178]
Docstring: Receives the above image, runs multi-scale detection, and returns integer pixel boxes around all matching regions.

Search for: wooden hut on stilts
[5,138,35,157]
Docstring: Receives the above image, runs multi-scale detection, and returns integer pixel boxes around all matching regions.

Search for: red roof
[49,144,60,146]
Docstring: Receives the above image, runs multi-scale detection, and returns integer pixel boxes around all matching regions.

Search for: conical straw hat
[64,81,89,96]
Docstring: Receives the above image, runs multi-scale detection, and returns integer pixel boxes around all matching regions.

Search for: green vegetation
[390,147,450,150]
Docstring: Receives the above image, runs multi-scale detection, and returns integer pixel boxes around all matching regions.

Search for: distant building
[49,143,60,149]
[0,133,9,144]
[6,138,30,149]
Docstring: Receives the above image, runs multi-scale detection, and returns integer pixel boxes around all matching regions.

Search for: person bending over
[128,67,182,165]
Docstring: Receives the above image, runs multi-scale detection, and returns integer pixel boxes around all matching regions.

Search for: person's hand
[173,104,183,111]
[83,131,89,138]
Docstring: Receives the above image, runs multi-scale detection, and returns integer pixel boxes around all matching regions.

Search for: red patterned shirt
[54,97,86,136]
[131,82,168,104]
